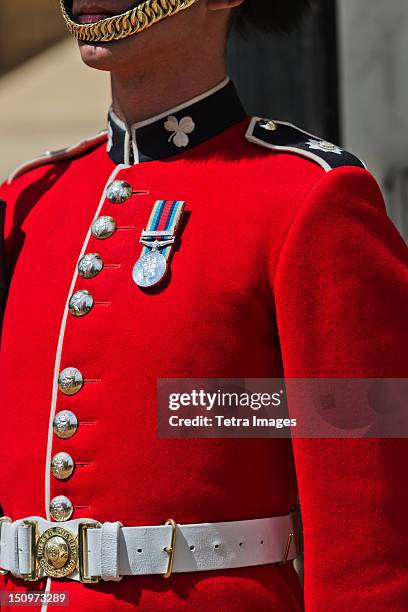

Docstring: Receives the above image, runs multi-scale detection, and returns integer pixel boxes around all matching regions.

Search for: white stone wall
[338,0,408,236]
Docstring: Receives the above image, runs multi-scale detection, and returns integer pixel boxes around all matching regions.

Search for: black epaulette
[7,131,108,183]
[245,117,366,172]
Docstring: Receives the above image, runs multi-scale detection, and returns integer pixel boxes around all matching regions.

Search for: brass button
[91,216,117,240]
[68,290,94,317]
[53,410,78,439]
[58,367,83,396]
[51,452,75,480]
[258,119,277,131]
[78,253,103,279]
[50,495,73,521]
[106,180,132,203]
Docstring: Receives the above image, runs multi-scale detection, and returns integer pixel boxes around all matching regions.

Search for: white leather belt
[0,513,297,583]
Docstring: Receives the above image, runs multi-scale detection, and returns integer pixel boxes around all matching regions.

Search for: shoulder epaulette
[245,117,366,172]
[7,131,108,184]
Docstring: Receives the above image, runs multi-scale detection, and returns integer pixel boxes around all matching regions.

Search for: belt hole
[137,548,142,553]
[214,543,219,549]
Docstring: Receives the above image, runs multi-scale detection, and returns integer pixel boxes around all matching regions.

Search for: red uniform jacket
[0,80,407,611]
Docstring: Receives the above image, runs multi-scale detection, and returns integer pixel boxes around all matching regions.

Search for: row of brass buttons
[49,180,132,521]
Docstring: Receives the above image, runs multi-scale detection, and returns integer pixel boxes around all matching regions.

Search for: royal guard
[0,1,407,610]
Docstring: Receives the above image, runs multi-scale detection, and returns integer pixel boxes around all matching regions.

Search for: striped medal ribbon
[132,200,185,288]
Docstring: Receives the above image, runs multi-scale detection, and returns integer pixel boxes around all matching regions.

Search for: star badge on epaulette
[307,139,343,155]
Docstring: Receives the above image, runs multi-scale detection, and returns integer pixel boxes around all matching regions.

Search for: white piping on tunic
[44,164,130,521]
[129,76,230,130]
[40,576,52,612]
[124,131,132,166]
[132,129,140,165]
[244,116,366,173]
[245,117,332,172]
[7,132,108,183]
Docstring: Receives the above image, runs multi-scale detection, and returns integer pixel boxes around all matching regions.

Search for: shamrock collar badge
[164,116,196,148]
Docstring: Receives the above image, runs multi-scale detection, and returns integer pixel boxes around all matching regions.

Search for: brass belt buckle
[2,517,102,582]
[78,521,101,583]
[21,520,102,582]
[36,526,78,579]
[0,516,12,576]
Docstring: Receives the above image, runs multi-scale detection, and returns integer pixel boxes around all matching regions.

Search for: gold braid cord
[60,0,200,43]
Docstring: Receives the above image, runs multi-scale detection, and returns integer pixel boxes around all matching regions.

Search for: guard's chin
[77,41,117,71]
[76,30,150,72]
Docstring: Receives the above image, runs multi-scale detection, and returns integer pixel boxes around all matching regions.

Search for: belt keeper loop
[278,508,297,565]
[278,531,295,565]
[0,516,12,575]
[100,521,123,582]
[162,518,177,579]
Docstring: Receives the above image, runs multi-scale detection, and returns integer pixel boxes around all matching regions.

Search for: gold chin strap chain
[60,0,200,43]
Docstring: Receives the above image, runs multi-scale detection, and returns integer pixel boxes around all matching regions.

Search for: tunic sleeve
[273,166,408,610]
[0,193,7,333]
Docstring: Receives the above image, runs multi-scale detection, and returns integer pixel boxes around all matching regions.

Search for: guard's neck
[110,56,226,127]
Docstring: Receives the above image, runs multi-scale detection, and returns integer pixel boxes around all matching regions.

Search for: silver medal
[133,207,184,289]
[132,249,168,287]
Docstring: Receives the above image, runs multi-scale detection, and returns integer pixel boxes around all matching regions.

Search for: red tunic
[0,82,407,611]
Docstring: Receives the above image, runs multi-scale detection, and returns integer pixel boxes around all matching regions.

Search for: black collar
[107,78,246,165]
